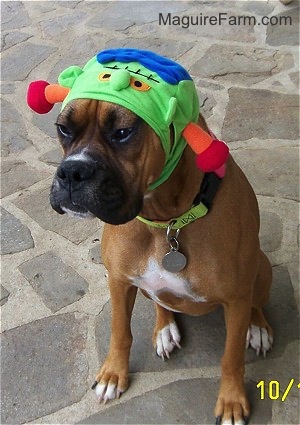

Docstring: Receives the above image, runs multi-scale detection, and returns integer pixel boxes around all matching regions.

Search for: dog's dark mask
[49,99,164,225]
[50,152,143,225]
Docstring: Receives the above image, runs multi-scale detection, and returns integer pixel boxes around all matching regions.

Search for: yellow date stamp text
[257,379,300,401]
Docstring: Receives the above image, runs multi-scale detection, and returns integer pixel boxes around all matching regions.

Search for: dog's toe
[95,382,124,403]
[156,322,181,359]
[215,416,222,425]
[246,325,273,356]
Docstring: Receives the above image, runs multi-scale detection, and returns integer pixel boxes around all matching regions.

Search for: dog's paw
[215,385,250,425]
[155,322,181,360]
[92,381,125,404]
[92,355,129,403]
[216,418,248,425]
[246,324,273,357]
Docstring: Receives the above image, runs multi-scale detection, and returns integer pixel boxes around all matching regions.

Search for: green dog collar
[136,171,223,229]
[136,202,208,229]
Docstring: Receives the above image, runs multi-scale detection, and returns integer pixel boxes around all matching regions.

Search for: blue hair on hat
[97,48,192,85]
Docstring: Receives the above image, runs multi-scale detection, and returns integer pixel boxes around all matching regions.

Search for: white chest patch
[131,258,206,311]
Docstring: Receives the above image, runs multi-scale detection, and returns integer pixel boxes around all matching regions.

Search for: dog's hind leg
[247,250,273,356]
[152,303,181,360]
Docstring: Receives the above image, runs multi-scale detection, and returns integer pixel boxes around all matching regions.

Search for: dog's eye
[111,127,134,143]
[56,124,72,139]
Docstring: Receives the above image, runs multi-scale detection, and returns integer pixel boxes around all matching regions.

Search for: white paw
[156,322,181,360]
[246,324,273,357]
[221,420,245,425]
[95,382,124,403]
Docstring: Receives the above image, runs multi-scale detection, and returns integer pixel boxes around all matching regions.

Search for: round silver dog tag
[162,250,187,273]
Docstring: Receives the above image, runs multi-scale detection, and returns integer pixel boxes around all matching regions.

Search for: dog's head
[27,49,228,225]
[50,99,166,225]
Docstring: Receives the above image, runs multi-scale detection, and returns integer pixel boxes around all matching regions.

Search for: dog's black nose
[57,160,96,187]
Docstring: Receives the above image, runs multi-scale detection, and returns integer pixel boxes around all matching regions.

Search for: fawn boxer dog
[27,49,273,424]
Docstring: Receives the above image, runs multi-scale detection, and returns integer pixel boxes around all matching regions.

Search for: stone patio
[1,1,299,424]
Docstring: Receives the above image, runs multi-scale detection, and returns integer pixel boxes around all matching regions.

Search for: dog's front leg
[215,297,252,425]
[93,280,137,403]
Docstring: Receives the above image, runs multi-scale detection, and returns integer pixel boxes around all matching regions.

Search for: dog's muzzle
[50,155,141,224]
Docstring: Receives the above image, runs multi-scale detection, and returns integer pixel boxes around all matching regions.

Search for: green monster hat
[27,49,229,190]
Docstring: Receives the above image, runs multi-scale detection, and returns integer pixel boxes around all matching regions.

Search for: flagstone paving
[1,1,299,425]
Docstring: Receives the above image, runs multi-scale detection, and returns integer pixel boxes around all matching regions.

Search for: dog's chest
[131,258,206,312]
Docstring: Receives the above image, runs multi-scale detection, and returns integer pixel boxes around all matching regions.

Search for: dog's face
[50,99,165,225]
